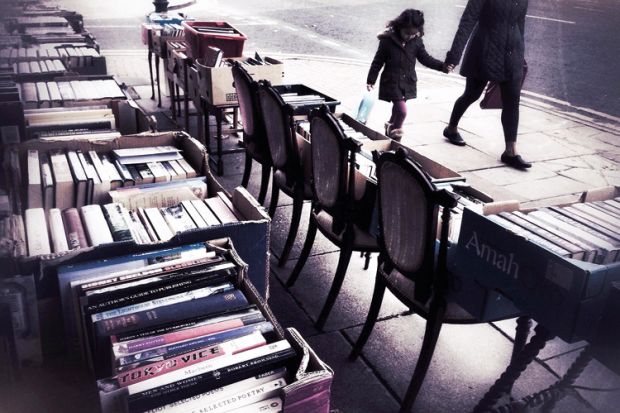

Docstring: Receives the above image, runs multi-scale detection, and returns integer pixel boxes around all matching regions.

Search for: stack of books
[23,191,240,256]
[13,58,66,75]
[19,78,125,108]
[24,106,120,139]
[23,145,199,213]
[57,242,298,413]
[279,92,325,108]
[483,199,620,264]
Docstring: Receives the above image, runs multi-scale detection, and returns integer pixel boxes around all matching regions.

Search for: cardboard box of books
[451,186,620,342]
[45,237,331,413]
[195,56,284,106]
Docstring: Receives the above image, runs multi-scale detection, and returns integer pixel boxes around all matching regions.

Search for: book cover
[66,151,88,208]
[205,196,239,224]
[77,150,95,205]
[48,208,69,253]
[191,199,221,226]
[88,151,111,204]
[144,208,173,241]
[26,149,42,209]
[80,205,114,247]
[49,149,75,209]
[161,204,197,234]
[39,153,54,210]
[101,203,134,242]
[25,208,51,256]
[62,208,88,250]
[181,200,208,228]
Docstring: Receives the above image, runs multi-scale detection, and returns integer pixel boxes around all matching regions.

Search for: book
[94,289,249,337]
[80,205,114,247]
[181,200,208,228]
[39,153,54,210]
[25,208,51,256]
[62,208,88,249]
[192,199,221,226]
[26,150,42,209]
[205,196,239,224]
[176,157,197,178]
[135,163,155,184]
[167,160,187,179]
[113,146,182,165]
[101,154,124,190]
[49,149,75,209]
[109,178,208,210]
[88,151,111,204]
[49,208,69,253]
[114,159,135,187]
[144,208,173,241]
[101,203,134,242]
[66,151,88,208]
[229,397,283,413]
[35,82,50,107]
[147,162,170,183]
[77,150,95,205]
[136,208,158,242]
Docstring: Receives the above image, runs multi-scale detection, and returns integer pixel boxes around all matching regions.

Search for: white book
[91,282,233,322]
[113,146,182,165]
[162,161,178,180]
[144,207,173,241]
[142,369,286,413]
[147,162,169,183]
[40,154,54,210]
[57,81,76,101]
[80,205,114,246]
[49,149,75,209]
[66,151,88,208]
[27,149,42,209]
[191,199,221,226]
[167,159,187,179]
[49,208,69,253]
[20,83,38,108]
[136,207,158,242]
[127,340,292,395]
[101,154,123,189]
[36,81,50,107]
[177,157,197,178]
[88,151,111,204]
[46,81,62,105]
[124,209,150,244]
[205,196,238,224]
[160,204,197,233]
[25,208,51,256]
[181,200,208,228]
[228,397,283,413]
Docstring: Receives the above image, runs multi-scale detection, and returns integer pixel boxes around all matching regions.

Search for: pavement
[105,48,620,413]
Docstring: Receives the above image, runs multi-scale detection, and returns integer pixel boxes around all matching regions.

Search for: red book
[62,207,88,248]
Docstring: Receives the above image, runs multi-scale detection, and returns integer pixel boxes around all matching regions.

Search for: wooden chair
[350,148,483,412]
[257,80,312,266]
[231,62,271,205]
[286,106,380,330]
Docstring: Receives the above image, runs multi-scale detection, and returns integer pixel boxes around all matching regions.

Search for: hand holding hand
[366,83,374,91]
[442,63,455,73]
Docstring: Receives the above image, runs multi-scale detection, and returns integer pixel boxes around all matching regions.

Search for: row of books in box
[0,44,104,73]
[51,238,331,412]
[19,77,125,108]
[24,190,242,257]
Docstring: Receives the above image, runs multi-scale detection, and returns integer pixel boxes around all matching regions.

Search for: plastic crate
[273,84,341,116]
[182,21,247,59]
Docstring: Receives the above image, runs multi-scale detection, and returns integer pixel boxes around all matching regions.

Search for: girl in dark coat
[367,9,449,141]
[444,0,531,169]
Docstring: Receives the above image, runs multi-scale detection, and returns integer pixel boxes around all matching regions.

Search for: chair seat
[274,170,313,198]
[314,210,379,250]
[379,265,476,323]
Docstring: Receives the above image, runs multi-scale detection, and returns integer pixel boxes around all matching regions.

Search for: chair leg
[241,152,252,188]
[278,191,304,267]
[268,183,280,218]
[286,217,318,288]
[350,267,386,360]
[316,243,354,330]
[400,299,447,413]
[257,164,271,205]
[363,251,372,270]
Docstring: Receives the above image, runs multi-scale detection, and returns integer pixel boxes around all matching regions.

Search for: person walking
[443,0,531,169]
[367,9,451,141]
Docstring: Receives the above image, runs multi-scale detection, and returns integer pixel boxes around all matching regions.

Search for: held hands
[442,62,455,73]
[366,83,374,91]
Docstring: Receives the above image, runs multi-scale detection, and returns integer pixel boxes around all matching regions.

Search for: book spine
[95,290,248,336]
[49,208,69,253]
[25,208,51,256]
[116,321,274,369]
[81,205,114,246]
[62,208,88,248]
[92,282,234,322]
[127,345,295,412]
[102,203,134,242]
[115,332,266,387]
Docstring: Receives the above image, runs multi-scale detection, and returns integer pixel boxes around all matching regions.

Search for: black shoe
[443,127,466,146]
[501,153,532,169]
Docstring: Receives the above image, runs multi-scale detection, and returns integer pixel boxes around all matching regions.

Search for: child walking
[367,9,451,141]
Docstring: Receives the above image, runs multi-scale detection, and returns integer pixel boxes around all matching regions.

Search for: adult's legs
[447,77,487,132]
[499,76,523,155]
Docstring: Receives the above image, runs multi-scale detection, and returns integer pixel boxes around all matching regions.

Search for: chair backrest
[257,81,299,173]
[231,62,258,138]
[376,148,456,302]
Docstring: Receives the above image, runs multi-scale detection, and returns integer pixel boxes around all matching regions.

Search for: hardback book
[26,150,42,209]
[191,199,221,226]
[46,81,62,106]
[62,208,88,249]
[101,203,134,242]
[543,208,620,253]
[160,204,197,234]
[88,151,112,203]
[136,208,158,242]
[110,178,208,210]
[35,82,50,107]
[20,83,38,108]
[114,159,135,187]
[203,46,224,67]
[161,161,179,180]
[124,210,151,244]
[100,154,124,190]
[235,397,283,413]
[135,163,155,185]
[48,208,69,253]
[57,81,76,101]
[205,196,239,224]
[49,149,76,209]
[144,208,173,241]
[572,203,620,231]
[39,153,55,210]
[181,200,208,228]
[25,208,51,256]
[66,151,89,208]
[80,205,114,247]
[126,165,143,186]
[167,160,187,179]
[561,206,620,236]
[217,192,241,220]
[146,162,169,183]
[177,157,197,178]
[77,150,96,205]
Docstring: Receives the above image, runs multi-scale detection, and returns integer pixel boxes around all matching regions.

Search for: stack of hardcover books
[53,239,332,413]
[19,78,125,108]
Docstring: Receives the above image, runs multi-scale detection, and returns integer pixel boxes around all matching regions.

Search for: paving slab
[502,175,594,201]
[413,143,503,172]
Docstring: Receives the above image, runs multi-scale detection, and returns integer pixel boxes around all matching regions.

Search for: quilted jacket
[367,29,444,102]
[446,0,528,81]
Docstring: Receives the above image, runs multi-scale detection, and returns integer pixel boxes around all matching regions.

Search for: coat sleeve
[367,39,387,85]
[416,39,444,71]
[445,0,485,66]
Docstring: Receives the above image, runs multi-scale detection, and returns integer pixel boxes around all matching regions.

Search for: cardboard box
[97,238,332,413]
[195,56,284,106]
[452,190,620,342]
